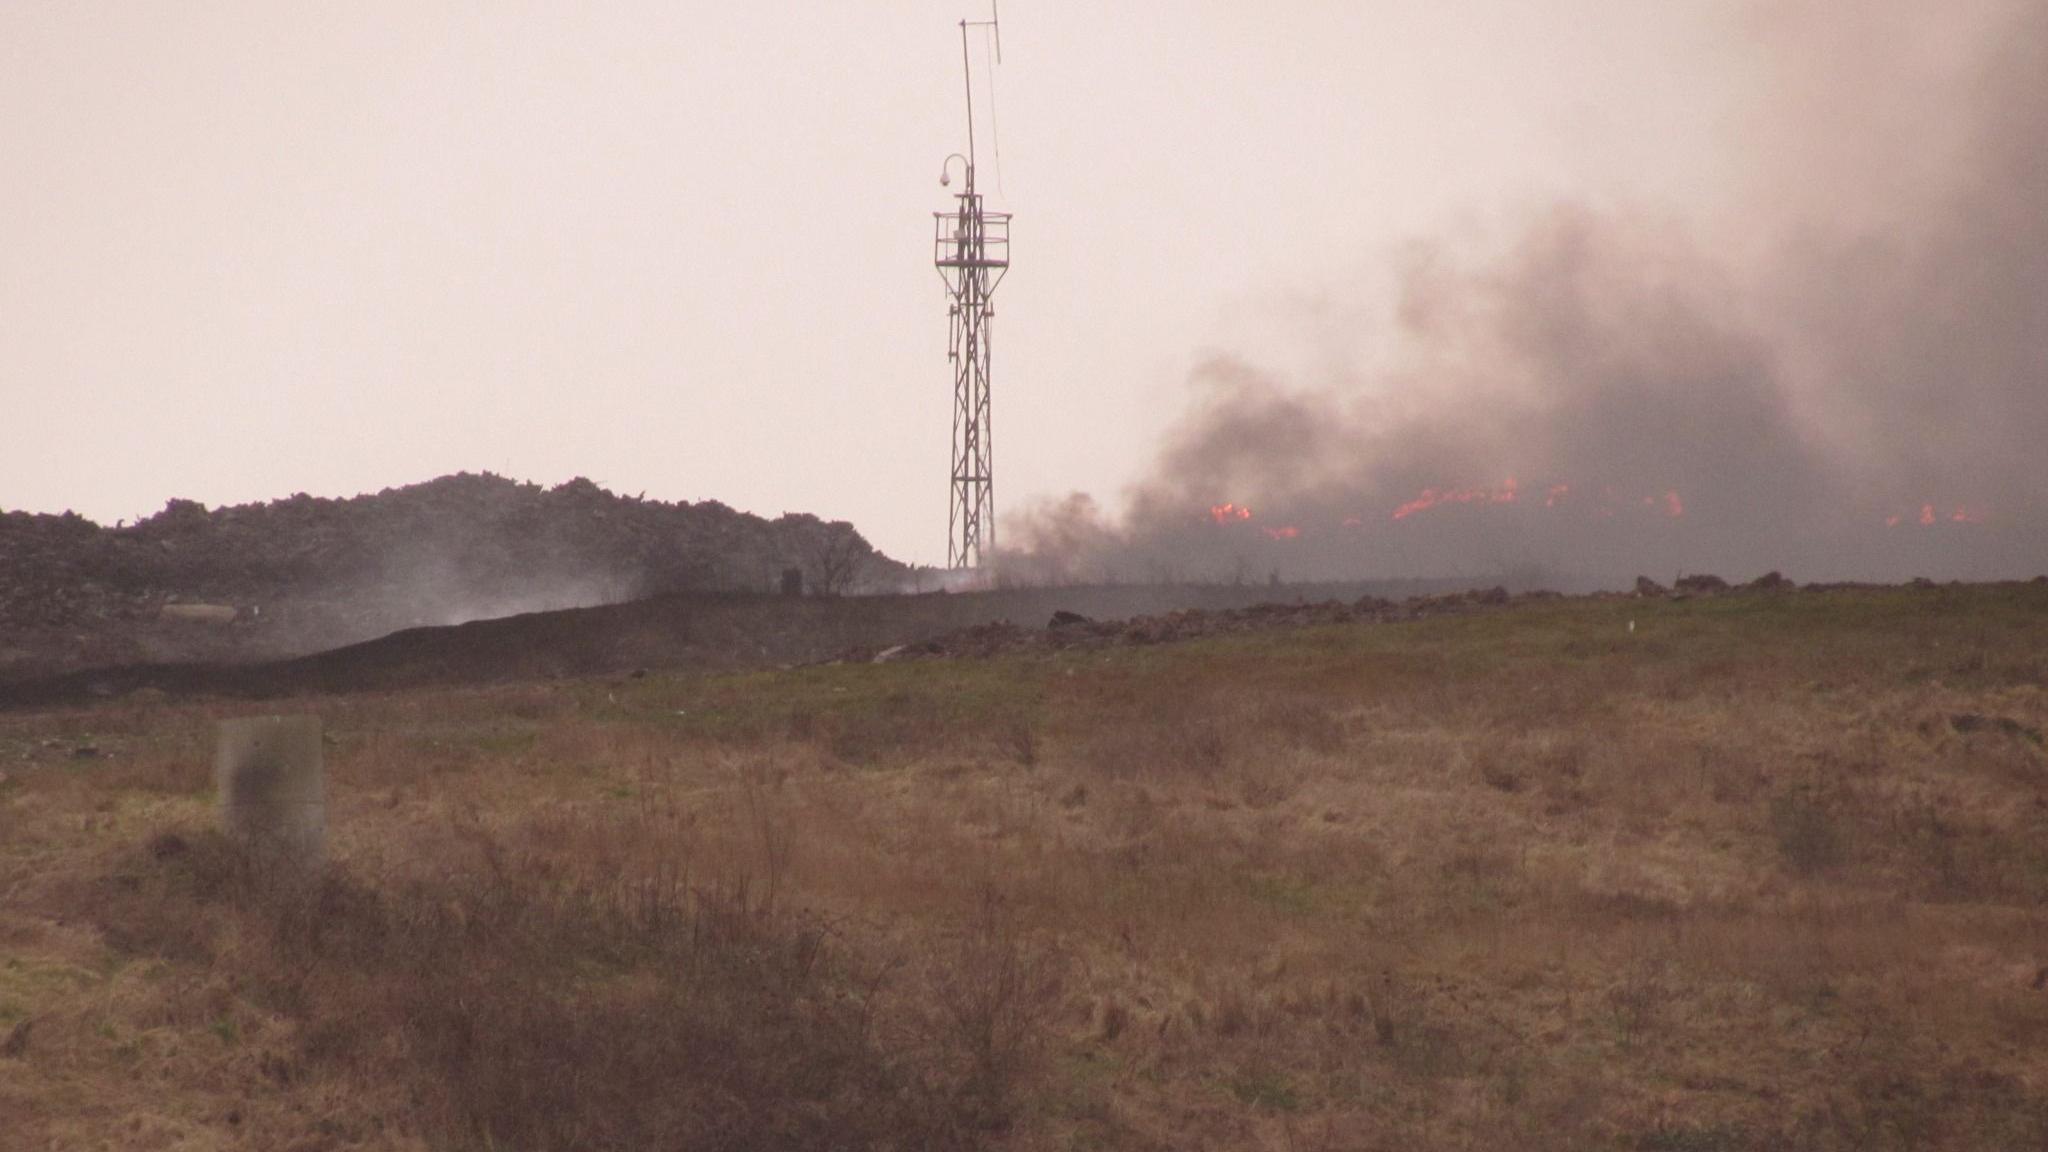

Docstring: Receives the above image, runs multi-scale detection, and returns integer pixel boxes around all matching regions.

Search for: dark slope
[0,579,1478,710]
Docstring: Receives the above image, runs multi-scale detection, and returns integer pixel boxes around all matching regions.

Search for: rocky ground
[851,570,1890,664]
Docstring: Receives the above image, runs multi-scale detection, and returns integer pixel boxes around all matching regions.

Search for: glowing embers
[1392,478,1519,521]
[1203,477,1696,541]
[1886,503,1987,527]
[1390,480,1683,522]
[1204,484,1991,540]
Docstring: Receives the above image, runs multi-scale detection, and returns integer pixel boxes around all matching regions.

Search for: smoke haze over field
[1002,2,2048,587]
[2,2,2041,582]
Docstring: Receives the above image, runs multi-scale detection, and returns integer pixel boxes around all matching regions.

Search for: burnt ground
[6,566,2024,712]
[0,579,1485,711]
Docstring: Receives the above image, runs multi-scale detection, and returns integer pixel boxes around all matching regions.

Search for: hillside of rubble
[0,473,904,682]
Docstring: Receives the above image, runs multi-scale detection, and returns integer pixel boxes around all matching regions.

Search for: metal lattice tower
[934,8,1008,570]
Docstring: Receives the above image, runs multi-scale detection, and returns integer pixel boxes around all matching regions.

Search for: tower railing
[932,209,1011,273]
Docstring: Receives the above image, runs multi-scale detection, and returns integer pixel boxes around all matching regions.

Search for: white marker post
[215,716,325,868]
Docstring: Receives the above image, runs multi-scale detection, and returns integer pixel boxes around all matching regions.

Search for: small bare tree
[805,521,870,596]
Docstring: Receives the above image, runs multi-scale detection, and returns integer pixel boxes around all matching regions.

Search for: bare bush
[1770,785,1848,875]
[931,884,1068,1133]
[105,821,985,1151]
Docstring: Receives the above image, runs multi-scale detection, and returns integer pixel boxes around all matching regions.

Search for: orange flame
[1887,502,1988,527]
[1262,525,1301,540]
[1391,479,1519,521]
[1625,488,1685,516]
[1209,502,1252,525]
[1391,479,1682,520]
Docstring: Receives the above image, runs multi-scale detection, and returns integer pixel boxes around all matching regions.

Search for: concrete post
[216,715,324,867]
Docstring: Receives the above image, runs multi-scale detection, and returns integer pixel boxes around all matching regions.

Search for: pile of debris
[861,571,2037,666]
[860,585,1522,663]
[0,473,903,680]
[1631,571,1801,598]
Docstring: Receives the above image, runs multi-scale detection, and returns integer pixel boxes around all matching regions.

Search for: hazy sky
[0,2,2011,567]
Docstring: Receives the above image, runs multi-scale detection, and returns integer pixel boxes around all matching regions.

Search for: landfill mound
[0,473,902,682]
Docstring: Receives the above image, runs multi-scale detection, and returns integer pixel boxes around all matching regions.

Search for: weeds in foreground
[11,585,2048,1150]
[108,818,1038,1151]
[931,883,1069,1131]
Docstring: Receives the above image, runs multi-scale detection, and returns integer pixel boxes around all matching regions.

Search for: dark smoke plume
[1002,3,2047,587]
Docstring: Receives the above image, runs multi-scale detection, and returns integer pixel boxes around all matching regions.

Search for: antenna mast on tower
[934,3,1009,571]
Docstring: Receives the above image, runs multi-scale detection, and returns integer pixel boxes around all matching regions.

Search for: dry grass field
[3,584,2046,1150]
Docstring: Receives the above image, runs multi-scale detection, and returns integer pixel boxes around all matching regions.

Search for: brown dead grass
[3,585,2047,1149]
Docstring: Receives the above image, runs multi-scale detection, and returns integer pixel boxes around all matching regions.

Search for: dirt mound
[0,474,903,682]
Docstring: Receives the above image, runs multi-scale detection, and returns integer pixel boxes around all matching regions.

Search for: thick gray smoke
[1002,3,2047,587]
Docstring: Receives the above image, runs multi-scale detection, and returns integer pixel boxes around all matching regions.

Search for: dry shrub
[377,874,918,1152]
[1438,845,1523,913]
[930,884,1068,1133]
[792,691,959,767]
[1607,959,1668,1049]
[1247,697,1345,756]
[1888,797,2048,903]
[1695,742,1766,805]
[1202,978,1267,1040]
[104,819,994,1152]
[1633,1119,1751,1151]
[997,719,1038,767]
[1770,784,1849,876]
[1096,997,1129,1041]
[1076,713,1231,779]
[1472,742,1525,793]
[99,749,211,795]
[1467,730,1590,807]
[1069,690,1343,783]
[88,829,253,963]
[1824,1063,2048,1151]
